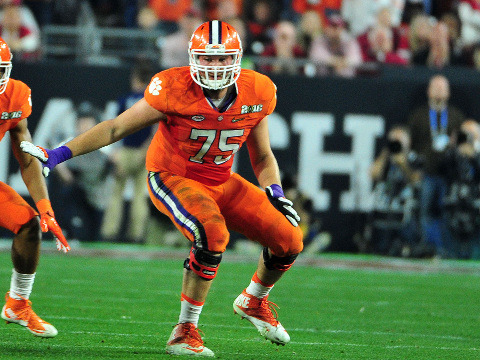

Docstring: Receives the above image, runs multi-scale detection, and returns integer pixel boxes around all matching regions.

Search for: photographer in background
[441,120,480,259]
[366,125,423,257]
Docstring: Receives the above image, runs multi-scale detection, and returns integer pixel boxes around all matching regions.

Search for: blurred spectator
[440,12,469,66]
[137,4,159,30]
[88,0,128,27]
[458,0,480,48]
[441,119,480,259]
[409,14,453,69]
[292,0,342,26]
[366,125,422,257]
[204,0,242,20]
[408,13,433,60]
[298,10,323,52]
[51,102,112,242]
[260,20,306,75]
[308,14,362,77]
[244,0,278,55]
[408,74,465,258]
[401,0,425,24]
[357,7,410,66]
[341,0,405,37]
[282,174,330,255]
[226,17,255,69]
[0,2,40,60]
[160,9,203,68]
[101,60,156,244]
[148,0,192,35]
[357,25,408,66]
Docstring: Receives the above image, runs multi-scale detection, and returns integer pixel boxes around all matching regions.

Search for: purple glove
[265,184,300,227]
[20,141,72,177]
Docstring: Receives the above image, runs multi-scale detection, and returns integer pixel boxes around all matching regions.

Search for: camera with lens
[387,139,403,154]
[456,129,472,145]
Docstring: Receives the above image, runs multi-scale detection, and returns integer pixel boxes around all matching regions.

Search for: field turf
[0,243,478,360]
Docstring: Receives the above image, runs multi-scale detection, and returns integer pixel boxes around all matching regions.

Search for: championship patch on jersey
[241,104,263,114]
[1,111,22,120]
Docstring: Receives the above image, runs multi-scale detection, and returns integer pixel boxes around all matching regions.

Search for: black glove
[265,184,300,227]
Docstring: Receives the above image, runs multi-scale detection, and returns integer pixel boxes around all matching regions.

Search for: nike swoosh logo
[232,117,244,123]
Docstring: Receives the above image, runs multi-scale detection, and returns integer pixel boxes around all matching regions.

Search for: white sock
[10,269,35,300]
[178,294,204,327]
[245,272,274,299]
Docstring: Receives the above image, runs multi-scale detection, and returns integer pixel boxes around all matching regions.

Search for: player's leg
[100,154,128,241]
[0,181,58,337]
[128,155,149,242]
[221,174,303,345]
[148,172,228,357]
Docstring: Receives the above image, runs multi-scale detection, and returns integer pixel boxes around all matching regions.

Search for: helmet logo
[148,77,162,96]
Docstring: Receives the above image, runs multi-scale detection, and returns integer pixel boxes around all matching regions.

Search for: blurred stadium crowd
[2,0,480,73]
[2,0,480,261]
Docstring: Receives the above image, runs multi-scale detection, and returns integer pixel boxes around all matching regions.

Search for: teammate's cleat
[233,290,290,345]
[1,292,58,338]
[165,322,214,357]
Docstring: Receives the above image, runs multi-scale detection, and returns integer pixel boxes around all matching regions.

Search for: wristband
[49,145,73,165]
[268,184,285,198]
[36,199,53,215]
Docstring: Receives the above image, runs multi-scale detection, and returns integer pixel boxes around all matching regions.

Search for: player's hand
[40,213,70,253]
[36,199,70,253]
[20,141,72,177]
[265,184,300,227]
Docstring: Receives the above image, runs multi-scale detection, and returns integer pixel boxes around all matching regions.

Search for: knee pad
[263,247,298,271]
[184,246,222,280]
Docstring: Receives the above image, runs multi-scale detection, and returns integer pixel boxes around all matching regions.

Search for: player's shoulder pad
[7,78,31,99]
[151,67,191,90]
[241,69,276,102]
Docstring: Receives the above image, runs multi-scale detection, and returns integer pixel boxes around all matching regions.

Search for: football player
[22,21,303,356]
[0,37,70,337]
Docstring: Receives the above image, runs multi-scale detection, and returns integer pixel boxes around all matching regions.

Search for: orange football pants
[148,172,304,256]
[0,181,37,234]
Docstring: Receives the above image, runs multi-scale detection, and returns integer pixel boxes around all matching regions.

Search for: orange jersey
[0,78,32,143]
[144,67,277,186]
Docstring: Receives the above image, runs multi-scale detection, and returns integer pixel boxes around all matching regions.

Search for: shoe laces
[6,292,44,325]
[256,296,280,324]
[178,323,204,347]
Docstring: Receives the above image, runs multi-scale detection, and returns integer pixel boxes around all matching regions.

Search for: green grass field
[0,244,479,360]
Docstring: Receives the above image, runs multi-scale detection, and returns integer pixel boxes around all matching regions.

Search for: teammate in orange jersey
[21,20,303,356]
[0,37,70,338]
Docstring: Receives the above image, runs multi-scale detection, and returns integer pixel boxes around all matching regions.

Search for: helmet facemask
[0,61,12,94]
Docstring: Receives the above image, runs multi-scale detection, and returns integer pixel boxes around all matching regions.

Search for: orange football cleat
[1,292,58,337]
[233,289,290,345]
[165,322,214,357]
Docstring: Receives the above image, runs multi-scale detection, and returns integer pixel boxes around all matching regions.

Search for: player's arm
[10,118,70,252]
[246,116,281,188]
[67,98,164,157]
[21,98,165,176]
[10,118,49,202]
[246,116,300,226]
